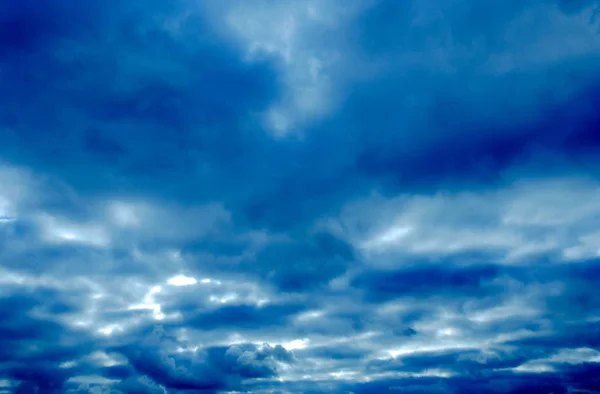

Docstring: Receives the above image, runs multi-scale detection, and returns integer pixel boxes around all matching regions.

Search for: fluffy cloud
[1,0,600,393]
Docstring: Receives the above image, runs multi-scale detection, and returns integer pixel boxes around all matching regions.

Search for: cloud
[183,302,306,331]
[352,263,500,302]
[245,230,356,292]
[0,285,94,393]
[2,0,600,393]
[340,176,600,263]
[213,0,372,136]
[114,326,295,392]
[112,375,165,394]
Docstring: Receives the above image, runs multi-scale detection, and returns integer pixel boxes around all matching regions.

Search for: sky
[1,0,600,393]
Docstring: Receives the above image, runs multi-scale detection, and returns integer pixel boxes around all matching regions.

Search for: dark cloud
[0,0,280,212]
[250,231,356,292]
[303,344,371,361]
[327,0,600,198]
[352,263,500,302]
[114,326,295,392]
[0,287,93,393]
[183,302,306,331]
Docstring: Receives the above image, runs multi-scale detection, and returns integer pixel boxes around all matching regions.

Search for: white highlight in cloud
[282,338,310,351]
[59,361,77,369]
[199,277,222,285]
[37,213,109,247]
[88,351,127,367]
[386,341,474,359]
[167,274,198,287]
[209,293,238,304]
[513,364,555,373]
[128,285,164,320]
[436,327,460,337]
[97,324,123,337]
[330,370,360,380]
[467,295,544,324]
[497,348,600,376]
[362,226,413,249]
[0,196,15,224]
[295,309,325,321]
[109,202,141,227]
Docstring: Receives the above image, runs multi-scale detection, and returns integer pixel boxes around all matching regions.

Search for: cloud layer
[2,0,600,393]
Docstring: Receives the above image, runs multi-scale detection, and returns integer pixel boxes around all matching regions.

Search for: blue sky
[1,0,600,393]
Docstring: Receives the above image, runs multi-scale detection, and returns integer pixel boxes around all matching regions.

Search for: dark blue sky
[1,1,600,393]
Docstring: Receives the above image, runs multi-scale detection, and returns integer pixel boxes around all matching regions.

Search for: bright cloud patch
[1,1,600,393]
[350,176,600,263]
[167,275,198,287]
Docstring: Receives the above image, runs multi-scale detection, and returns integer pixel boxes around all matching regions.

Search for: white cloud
[167,274,198,287]
[513,348,600,374]
[108,202,141,227]
[0,165,37,221]
[105,200,231,242]
[282,338,310,351]
[340,177,600,263]
[222,1,369,136]
[36,213,110,247]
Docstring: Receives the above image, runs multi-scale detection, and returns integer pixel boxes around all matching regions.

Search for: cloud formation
[1,0,600,392]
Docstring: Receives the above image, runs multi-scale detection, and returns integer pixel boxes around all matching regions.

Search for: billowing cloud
[2,0,600,393]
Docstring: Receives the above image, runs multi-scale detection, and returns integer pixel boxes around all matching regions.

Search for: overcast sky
[2,0,600,393]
